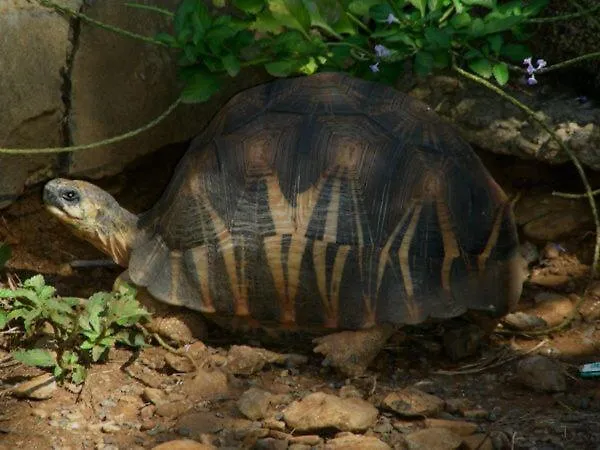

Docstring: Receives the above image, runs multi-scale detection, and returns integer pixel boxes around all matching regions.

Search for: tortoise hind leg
[312,324,395,376]
[114,272,208,345]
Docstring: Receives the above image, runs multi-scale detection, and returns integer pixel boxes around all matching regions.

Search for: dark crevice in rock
[57,5,83,174]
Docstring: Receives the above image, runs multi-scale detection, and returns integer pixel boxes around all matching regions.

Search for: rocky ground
[1,146,600,450]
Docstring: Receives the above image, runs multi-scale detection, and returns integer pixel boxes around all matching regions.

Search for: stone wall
[0,0,269,208]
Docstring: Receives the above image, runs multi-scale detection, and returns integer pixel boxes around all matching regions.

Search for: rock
[225,345,307,375]
[502,312,548,331]
[462,433,494,450]
[525,292,575,327]
[516,355,567,392]
[325,432,391,449]
[12,373,56,400]
[175,412,227,437]
[461,409,489,420]
[151,440,215,450]
[579,294,600,322]
[263,418,286,431]
[424,418,478,436]
[289,435,323,446]
[182,367,228,400]
[339,385,363,399]
[404,428,463,450]
[283,392,378,432]
[255,438,288,450]
[0,0,75,208]
[383,387,445,417]
[155,400,190,418]
[31,408,48,419]
[165,353,196,373]
[237,388,277,420]
[143,387,165,405]
[101,421,121,433]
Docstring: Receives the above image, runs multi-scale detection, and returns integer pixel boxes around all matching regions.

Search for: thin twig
[0,97,181,155]
[433,339,549,375]
[527,3,600,23]
[553,188,600,199]
[452,62,600,278]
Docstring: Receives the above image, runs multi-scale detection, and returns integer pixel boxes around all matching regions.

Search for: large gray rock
[0,0,82,208]
[0,1,269,208]
[407,75,600,169]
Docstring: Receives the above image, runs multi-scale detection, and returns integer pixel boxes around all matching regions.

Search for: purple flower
[527,74,538,85]
[374,44,392,58]
[370,62,380,73]
[523,56,547,86]
[386,13,400,24]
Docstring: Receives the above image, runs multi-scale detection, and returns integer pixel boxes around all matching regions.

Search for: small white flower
[370,62,380,73]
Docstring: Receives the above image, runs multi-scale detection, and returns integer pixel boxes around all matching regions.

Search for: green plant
[0,275,150,384]
[148,0,549,102]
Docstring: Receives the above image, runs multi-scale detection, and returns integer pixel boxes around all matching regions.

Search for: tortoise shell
[129,72,521,331]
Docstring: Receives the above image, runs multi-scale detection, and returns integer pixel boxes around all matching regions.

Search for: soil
[1,144,600,450]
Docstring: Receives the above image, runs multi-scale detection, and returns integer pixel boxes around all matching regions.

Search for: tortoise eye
[61,190,80,203]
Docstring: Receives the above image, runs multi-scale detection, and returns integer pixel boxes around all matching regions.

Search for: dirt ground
[1,144,600,450]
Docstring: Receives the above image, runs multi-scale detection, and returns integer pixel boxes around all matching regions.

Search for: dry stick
[452,63,600,281]
[0,97,181,155]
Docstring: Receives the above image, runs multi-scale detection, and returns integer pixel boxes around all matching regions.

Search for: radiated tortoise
[43,73,526,375]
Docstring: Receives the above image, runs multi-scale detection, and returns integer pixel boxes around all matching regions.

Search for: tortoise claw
[313,325,395,376]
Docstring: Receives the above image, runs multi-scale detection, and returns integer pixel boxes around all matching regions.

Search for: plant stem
[538,52,600,74]
[527,2,600,23]
[124,3,174,17]
[0,98,181,155]
[37,0,167,46]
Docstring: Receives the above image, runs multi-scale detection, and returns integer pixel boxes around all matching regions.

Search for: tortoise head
[43,178,139,267]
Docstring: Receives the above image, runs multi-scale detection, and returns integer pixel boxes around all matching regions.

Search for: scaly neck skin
[75,206,139,268]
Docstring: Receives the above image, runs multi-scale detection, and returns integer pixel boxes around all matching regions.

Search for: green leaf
[264,60,298,76]
[222,54,241,77]
[181,70,220,104]
[91,345,108,362]
[487,34,503,55]
[252,10,284,33]
[414,51,434,75]
[461,0,495,7]
[500,43,529,62]
[408,0,427,17]
[469,17,485,36]
[492,62,509,85]
[24,275,45,290]
[213,0,226,7]
[369,3,394,21]
[424,27,451,49]
[268,0,311,34]
[71,365,87,385]
[0,243,11,268]
[12,349,57,368]
[427,0,443,12]
[109,297,150,327]
[482,15,523,35]
[450,12,471,28]
[233,0,265,13]
[468,58,492,78]
[0,311,7,329]
[348,0,380,16]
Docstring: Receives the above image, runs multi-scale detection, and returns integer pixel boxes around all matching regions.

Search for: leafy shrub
[152,0,549,102]
[0,275,149,384]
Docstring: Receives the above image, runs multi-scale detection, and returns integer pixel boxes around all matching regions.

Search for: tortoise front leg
[312,324,395,376]
[114,272,208,345]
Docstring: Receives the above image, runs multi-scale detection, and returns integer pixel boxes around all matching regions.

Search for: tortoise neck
[92,206,139,268]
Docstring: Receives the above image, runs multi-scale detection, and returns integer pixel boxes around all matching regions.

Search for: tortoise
[43,72,526,375]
